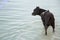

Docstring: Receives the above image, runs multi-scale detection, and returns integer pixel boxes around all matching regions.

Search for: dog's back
[41,10,55,26]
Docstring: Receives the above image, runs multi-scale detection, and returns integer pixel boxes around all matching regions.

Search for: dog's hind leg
[51,21,55,32]
[51,24,55,32]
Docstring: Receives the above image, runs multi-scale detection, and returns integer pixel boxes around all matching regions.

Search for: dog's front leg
[44,25,48,35]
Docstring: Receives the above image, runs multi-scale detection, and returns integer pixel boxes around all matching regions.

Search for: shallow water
[0,0,60,40]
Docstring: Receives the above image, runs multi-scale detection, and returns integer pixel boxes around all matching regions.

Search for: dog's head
[32,7,40,16]
[32,6,46,16]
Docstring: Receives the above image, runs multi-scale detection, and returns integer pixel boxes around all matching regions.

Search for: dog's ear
[36,6,40,9]
[48,10,49,12]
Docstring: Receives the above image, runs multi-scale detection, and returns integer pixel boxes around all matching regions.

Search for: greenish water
[0,0,60,40]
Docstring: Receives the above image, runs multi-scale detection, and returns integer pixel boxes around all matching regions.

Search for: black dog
[32,7,55,35]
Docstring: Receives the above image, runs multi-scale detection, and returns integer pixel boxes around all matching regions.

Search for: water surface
[0,0,60,40]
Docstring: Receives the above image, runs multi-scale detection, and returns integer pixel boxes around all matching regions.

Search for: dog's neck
[40,10,49,16]
[41,12,45,15]
[39,9,46,16]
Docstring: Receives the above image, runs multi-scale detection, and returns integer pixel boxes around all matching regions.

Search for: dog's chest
[41,12,45,19]
[41,14,45,22]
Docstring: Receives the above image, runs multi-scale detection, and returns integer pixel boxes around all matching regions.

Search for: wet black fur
[32,7,55,35]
